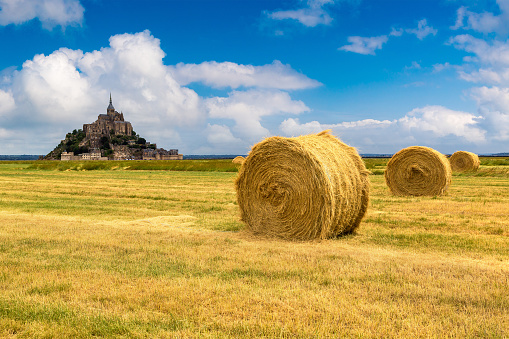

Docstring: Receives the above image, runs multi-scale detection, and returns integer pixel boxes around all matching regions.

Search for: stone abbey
[83,94,133,149]
[56,95,182,161]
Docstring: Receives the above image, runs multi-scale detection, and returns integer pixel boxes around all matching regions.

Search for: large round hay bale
[235,130,370,240]
[232,156,245,165]
[384,146,452,196]
[449,151,480,172]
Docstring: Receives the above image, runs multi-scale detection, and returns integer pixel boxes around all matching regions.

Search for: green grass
[27,159,240,172]
[480,157,509,166]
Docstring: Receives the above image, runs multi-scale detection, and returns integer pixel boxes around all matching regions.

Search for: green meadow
[0,159,507,338]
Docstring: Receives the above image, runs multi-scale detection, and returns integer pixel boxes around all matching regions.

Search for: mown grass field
[0,159,508,338]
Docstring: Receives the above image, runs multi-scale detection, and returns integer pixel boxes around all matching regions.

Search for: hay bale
[384,146,452,196]
[232,156,245,165]
[449,151,480,172]
[235,130,370,240]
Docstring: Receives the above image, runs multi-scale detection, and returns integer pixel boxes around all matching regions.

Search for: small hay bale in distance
[235,130,370,240]
[384,146,452,196]
[449,151,480,172]
[232,156,245,165]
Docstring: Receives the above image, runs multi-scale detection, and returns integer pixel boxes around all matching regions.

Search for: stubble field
[0,159,508,338]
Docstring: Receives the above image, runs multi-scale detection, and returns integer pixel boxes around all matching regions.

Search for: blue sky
[1,0,509,155]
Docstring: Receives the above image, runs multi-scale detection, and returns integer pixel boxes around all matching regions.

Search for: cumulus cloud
[206,124,242,145]
[169,60,321,90]
[0,89,15,115]
[340,18,436,55]
[0,0,84,29]
[448,9,509,144]
[449,35,509,67]
[267,0,335,27]
[451,3,509,35]
[7,30,203,131]
[205,89,309,141]
[339,35,389,55]
[400,106,485,142]
[446,30,509,107]
[470,86,509,140]
[280,105,485,153]
[448,34,509,85]
[406,19,437,40]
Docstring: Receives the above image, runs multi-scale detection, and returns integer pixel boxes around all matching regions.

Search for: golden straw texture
[232,156,245,165]
[449,151,480,172]
[384,146,452,196]
[235,130,370,240]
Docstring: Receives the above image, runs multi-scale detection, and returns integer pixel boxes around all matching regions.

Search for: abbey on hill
[44,95,182,161]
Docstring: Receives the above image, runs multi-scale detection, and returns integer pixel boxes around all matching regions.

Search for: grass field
[0,160,508,338]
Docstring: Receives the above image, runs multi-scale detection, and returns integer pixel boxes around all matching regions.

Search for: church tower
[107,93,115,117]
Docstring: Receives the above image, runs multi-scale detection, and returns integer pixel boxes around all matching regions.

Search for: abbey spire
[107,93,115,115]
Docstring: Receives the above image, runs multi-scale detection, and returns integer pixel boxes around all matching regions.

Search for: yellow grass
[0,162,507,337]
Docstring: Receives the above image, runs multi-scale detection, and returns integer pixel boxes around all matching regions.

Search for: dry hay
[449,151,480,172]
[232,156,245,165]
[384,146,452,196]
[235,130,370,240]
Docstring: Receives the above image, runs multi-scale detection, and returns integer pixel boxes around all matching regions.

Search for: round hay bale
[232,156,245,165]
[235,130,370,240]
[449,151,480,172]
[384,146,452,197]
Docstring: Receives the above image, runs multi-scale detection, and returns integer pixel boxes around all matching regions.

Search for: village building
[143,148,183,160]
[61,151,107,161]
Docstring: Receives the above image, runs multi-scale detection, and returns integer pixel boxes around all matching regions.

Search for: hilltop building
[82,94,133,149]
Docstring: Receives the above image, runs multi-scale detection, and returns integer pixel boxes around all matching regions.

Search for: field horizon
[0,159,507,337]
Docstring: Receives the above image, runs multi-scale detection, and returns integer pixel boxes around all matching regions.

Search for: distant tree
[100,136,110,150]
[138,137,146,145]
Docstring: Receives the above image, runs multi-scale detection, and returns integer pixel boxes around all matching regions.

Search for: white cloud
[0,89,15,115]
[339,18,435,55]
[206,124,242,145]
[389,27,404,37]
[400,106,485,142]
[449,35,509,67]
[451,4,509,35]
[267,0,335,27]
[14,48,93,124]
[169,60,321,90]
[448,34,509,85]
[446,22,509,142]
[406,19,437,40]
[205,89,309,141]
[339,35,388,55]
[432,62,453,73]
[0,0,84,29]
[470,86,509,140]
[268,8,332,27]
[280,105,486,153]
[7,30,204,130]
